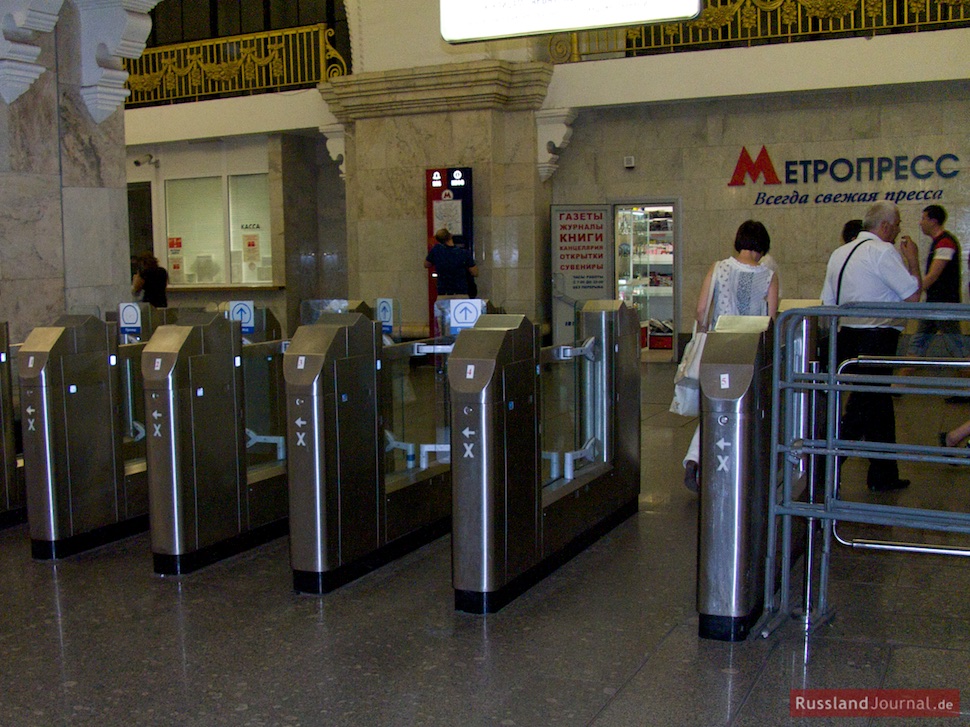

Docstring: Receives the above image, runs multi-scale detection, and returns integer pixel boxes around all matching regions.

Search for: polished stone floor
[1,360,969,726]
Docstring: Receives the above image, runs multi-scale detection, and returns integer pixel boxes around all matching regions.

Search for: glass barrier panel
[540,352,587,487]
[118,343,147,462]
[242,342,287,468]
[382,340,450,476]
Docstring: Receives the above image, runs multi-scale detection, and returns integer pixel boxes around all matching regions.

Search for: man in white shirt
[820,200,921,492]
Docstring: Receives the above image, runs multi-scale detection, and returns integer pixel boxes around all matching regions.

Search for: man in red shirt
[904,205,967,364]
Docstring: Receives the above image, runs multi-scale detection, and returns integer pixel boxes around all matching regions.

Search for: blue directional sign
[229,300,255,335]
[376,297,395,335]
[118,303,142,336]
[449,299,483,334]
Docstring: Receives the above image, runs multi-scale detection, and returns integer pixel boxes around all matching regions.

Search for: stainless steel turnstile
[142,310,288,575]
[284,313,451,593]
[19,316,149,558]
[450,301,641,613]
[0,322,25,527]
[696,318,773,641]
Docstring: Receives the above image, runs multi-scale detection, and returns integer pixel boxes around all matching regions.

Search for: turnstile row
[7,301,642,616]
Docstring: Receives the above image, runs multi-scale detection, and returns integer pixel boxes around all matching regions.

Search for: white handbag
[669,264,717,417]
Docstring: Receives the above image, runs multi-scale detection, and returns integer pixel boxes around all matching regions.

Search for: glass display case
[615,205,675,351]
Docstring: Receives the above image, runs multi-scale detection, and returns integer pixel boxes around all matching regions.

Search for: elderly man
[820,200,921,492]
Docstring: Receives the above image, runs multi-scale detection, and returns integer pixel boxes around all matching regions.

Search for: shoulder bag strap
[699,261,718,331]
[836,240,867,305]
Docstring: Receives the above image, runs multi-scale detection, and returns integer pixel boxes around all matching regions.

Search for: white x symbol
[297,432,307,447]
[27,419,35,431]
[153,423,162,437]
[717,455,729,472]
[463,443,474,458]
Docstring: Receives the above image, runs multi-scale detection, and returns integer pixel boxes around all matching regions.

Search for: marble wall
[347,109,549,334]
[0,3,130,342]
[328,60,554,336]
[552,81,970,334]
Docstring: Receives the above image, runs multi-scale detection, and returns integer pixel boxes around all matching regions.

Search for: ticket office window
[165,174,272,286]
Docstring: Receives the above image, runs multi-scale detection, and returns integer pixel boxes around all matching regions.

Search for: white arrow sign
[295,417,306,427]
[152,410,162,420]
[26,406,35,415]
[715,438,731,450]
[462,427,476,438]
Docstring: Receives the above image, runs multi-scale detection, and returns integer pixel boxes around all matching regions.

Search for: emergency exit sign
[441,0,702,43]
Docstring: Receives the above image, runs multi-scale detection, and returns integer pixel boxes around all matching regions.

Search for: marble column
[0,2,132,342]
[320,59,554,337]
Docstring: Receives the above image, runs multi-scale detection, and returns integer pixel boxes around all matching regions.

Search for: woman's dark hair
[841,219,863,244]
[734,220,770,255]
[137,250,159,269]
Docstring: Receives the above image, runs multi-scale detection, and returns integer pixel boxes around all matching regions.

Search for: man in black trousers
[820,200,921,491]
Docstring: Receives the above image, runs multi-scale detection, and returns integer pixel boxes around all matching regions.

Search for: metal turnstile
[142,310,288,575]
[19,316,149,558]
[284,313,451,593]
[0,322,25,527]
[696,317,773,641]
[450,301,640,613]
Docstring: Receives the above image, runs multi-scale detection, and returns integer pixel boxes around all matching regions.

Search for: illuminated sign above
[441,0,702,43]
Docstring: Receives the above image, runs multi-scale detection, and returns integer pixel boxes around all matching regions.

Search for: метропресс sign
[729,145,960,206]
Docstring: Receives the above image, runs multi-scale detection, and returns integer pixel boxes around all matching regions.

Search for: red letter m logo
[729,146,781,186]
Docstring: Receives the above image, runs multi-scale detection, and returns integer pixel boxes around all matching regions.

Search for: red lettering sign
[729,145,781,186]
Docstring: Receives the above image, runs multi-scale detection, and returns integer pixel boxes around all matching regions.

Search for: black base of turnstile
[0,506,26,530]
[31,514,150,560]
[698,604,763,642]
[153,518,288,576]
[294,516,451,595]
[455,497,638,614]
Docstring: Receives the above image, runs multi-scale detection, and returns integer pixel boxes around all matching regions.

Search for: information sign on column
[426,167,474,333]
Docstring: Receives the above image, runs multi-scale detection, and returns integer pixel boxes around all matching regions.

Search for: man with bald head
[821,200,922,492]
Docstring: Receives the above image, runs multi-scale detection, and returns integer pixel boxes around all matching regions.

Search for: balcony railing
[549,0,969,61]
[124,24,348,107]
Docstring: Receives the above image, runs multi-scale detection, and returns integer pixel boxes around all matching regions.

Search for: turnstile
[696,318,773,641]
[449,301,641,613]
[19,316,149,558]
[142,310,288,575]
[0,323,25,527]
[284,313,451,593]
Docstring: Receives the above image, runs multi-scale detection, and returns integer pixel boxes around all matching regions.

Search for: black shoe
[684,460,699,494]
[867,478,910,492]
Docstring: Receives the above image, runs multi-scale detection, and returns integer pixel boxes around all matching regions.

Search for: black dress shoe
[867,479,910,492]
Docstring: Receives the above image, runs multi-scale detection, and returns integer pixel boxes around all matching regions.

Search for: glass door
[614,204,677,358]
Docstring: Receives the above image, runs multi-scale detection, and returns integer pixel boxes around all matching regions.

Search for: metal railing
[549,0,969,62]
[124,24,348,107]
[759,302,970,638]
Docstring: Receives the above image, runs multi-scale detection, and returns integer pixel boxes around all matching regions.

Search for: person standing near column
[424,228,478,297]
[820,201,921,492]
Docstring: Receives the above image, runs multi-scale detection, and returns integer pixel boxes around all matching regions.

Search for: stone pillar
[0,0,156,342]
[321,59,554,337]
[272,133,348,335]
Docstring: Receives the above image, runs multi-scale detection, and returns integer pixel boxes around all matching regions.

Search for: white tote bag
[669,324,706,416]
[669,264,717,417]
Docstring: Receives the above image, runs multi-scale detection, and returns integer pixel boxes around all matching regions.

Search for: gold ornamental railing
[549,0,969,61]
[124,24,348,107]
